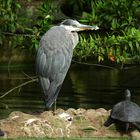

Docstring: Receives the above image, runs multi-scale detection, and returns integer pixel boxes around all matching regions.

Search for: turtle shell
[111,100,140,122]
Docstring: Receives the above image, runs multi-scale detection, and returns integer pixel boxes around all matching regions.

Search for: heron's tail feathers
[39,76,62,109]
[45,85,62,108]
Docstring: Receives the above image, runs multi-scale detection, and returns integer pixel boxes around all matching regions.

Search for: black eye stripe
[63,22,76,26]
[61,19,78,26]
[63,23,77,27]
[62,21,70,25]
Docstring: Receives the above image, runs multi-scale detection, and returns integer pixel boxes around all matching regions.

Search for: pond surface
[0,64,140,119]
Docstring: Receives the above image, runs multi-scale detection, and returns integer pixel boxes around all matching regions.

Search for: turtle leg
[132,122,140,132]
[126,122,130,132]
[104,116,114,127]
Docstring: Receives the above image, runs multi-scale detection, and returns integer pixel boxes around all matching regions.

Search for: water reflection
[0,64,140,119]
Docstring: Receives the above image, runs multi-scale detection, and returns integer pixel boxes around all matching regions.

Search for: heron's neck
[71,32,79,49]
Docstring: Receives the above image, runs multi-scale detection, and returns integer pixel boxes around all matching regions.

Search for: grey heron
[36,19,99,109]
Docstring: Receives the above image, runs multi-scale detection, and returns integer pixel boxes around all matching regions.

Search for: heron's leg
[43,84,62,111]
[54,99,57,112]
[42,94,49,110]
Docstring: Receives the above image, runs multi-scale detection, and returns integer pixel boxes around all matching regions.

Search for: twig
[22,71,37,80]
[72,59,116,69]
[0,78,38,99]
[0,31,37,37]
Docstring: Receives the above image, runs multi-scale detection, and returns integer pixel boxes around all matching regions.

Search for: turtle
[104,89,140,132]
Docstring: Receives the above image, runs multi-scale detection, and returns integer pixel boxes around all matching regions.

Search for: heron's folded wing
[36,46,72,83]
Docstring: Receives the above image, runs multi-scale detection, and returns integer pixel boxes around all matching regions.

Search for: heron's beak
[78,24,99,31]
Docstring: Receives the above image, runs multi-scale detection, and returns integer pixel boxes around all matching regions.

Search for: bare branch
[0,78,38,99]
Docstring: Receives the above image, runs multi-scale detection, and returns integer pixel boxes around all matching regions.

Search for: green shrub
[74,28,140,63]
[81,0,140,32]
[1,0,140,64]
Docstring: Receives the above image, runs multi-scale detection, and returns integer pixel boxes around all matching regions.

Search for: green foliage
[0,0,58,51]
[74,0,140,64]
[0,0,140,64]
[34,0,59,35]
[0,0,21,32]
[74,27,140,63]
[28,0,60,51]
[81,0,140,32]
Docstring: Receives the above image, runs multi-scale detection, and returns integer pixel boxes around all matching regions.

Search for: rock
[76,108,86,115]
[0,108,140,138]
[66,108,77,115]
[96,108,108,115]
[54,108,65,115]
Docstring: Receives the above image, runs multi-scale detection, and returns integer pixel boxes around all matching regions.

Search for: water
[0,64,140,119]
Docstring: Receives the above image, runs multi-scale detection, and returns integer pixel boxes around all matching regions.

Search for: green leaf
[128,42,133,52]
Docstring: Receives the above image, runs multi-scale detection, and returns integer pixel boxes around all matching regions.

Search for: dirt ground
[0,108,140,138]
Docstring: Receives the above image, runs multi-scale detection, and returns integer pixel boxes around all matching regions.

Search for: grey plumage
[36,27,78,108]
[36,19,99,109]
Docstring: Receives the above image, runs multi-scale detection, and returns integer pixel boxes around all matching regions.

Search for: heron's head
[125,89,131,101]
[60,19,99,32]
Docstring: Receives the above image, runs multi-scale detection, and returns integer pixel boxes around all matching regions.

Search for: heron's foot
[44,107,50,111]
[42,94,48,103]
[33,109,45,114]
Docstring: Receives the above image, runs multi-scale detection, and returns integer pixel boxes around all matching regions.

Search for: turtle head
[125,89,131,101]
